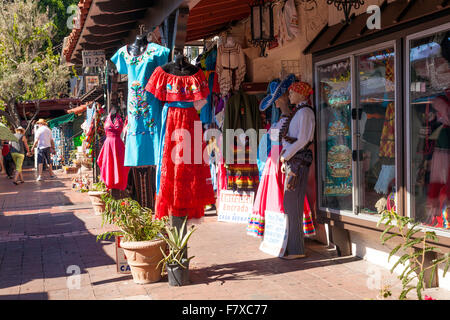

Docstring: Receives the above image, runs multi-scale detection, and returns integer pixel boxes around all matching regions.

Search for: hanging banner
[217,190,254,224]
[259,210,288,257]
[115,236,131,274]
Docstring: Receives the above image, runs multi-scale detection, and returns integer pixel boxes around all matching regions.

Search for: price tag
[82,50,106,68]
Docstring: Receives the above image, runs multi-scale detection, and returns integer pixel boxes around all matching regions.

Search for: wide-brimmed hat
[259,74,296,111]
[36,118,47,125]
[16,126,25,133]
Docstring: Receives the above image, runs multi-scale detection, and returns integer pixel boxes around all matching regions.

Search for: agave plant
[157,218,196,273]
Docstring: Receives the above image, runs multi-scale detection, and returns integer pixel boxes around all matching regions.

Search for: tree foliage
[37,0,79,46]
[0,0,71,131]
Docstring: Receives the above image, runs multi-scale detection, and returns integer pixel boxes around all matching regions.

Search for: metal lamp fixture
[249,0,275,57]
[327,0,365,24]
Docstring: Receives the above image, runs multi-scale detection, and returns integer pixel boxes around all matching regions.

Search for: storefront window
[357,48,396,215]
[317,59,353,212]
[409,30,450,230]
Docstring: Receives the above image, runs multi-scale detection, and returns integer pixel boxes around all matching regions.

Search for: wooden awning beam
[90,11,147,27]
[86,23,137,36]
[95,0,154,14]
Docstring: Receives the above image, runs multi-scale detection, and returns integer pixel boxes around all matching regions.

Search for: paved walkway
[0,168,449,300]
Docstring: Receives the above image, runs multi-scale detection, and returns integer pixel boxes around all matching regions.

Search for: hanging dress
[97,113,130,190]
[145,66,215,220]
[110,43,170,167]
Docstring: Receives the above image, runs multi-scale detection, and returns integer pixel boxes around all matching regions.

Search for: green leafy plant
[157,218,196,274]
[96,195,167,242]
[377,209,450,300]
[90,180,107,192]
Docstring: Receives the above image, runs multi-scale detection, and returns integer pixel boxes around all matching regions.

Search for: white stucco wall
[350,230,450,290]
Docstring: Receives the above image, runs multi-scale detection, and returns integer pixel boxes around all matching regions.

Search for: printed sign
[85,75,99,92]
[259,210,288,257]
[217,190,254,224]
[115,236,131,274]
[82,50,105,67]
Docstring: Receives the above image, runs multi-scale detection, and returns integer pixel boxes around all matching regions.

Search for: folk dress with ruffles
[145,66,215,220]
[97,113,130,190]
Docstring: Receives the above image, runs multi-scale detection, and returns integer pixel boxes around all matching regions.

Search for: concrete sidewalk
[0,168,449,300]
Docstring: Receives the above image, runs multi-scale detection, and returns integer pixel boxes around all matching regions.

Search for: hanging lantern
[249,0,275,57]
[327,0,365,24]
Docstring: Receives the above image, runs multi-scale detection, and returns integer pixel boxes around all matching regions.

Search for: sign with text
[218,190,254,224]
[115,236,131,274]
[82,50,105,67]
[259,210,288,257]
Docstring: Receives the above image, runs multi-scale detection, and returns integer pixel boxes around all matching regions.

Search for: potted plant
[157,218,196,286]
[87,180,108,215]
[97,197,168,284]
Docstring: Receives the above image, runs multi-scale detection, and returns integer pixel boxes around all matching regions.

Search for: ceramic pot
[121,239,166,284]
[167,259,190,287]
[87,191,106,215]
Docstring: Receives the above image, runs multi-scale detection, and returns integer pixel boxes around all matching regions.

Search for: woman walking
[10,127,31,185]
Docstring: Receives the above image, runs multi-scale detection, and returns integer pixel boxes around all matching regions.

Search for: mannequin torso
[127,34,149,57]
[161,53,198,76]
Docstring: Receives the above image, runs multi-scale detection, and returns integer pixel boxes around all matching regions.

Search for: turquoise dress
[110,43,170,166]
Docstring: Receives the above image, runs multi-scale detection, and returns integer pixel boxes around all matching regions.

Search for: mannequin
[162,51,198,76]
[146,56,214,232]
[127,34,149,57]
[279,81,315,260]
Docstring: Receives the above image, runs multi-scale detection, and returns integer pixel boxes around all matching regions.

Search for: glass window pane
[357,48,396,215]
[317,59,353,211]
[409,30,450,230]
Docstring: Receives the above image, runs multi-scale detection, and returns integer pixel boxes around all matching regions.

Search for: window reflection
[410,30,450,230]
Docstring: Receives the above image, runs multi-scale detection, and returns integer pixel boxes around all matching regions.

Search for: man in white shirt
[32,119,56,181]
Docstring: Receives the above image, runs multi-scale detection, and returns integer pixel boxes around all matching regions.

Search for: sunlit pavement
[0,168,449,300]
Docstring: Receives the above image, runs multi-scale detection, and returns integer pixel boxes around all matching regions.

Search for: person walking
[10,127,31,185]
[32,119,56,181]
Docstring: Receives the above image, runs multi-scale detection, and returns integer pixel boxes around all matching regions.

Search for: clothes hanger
[127,25,149,57]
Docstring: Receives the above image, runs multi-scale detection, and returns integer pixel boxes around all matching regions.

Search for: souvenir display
[216,36,246,97]
[146,62,215,220]
[97,112,130,190]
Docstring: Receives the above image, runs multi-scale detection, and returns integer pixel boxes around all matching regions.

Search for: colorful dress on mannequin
[110,43,170,166]
[145,66,215,220]
[247,125,315,238]
[97,112,130,190]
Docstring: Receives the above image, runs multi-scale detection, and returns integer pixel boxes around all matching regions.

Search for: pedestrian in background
[32,119,56,181]
[11,127,31,185]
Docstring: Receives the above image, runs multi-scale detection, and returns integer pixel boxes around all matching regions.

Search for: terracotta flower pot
[88,191,106,215]
[121,239,166,284]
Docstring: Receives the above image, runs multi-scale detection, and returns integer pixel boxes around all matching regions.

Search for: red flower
[424,295,436,300]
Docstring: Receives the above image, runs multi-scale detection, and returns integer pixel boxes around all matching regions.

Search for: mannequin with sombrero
[248,76,316,259]
[32,118,56,181]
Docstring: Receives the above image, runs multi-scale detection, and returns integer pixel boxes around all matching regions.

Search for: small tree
[378,209,450,300]
[0,0,70,133]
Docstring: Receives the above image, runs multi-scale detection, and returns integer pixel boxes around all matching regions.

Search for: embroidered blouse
[216,42,246,97]
[145,66,210,102]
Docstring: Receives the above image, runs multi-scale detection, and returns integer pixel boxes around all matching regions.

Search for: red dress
[146,66,215,220]
[97,113,130,190]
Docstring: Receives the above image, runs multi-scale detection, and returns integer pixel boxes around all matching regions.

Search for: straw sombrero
[36,118,47,125]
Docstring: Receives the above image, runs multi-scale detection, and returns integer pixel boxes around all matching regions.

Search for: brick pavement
[0,168,449,300]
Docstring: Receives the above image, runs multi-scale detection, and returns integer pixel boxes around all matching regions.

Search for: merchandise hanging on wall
[216,36,246,97]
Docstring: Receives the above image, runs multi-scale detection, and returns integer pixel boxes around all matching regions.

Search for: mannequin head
[275,92,291,115]
[288,81,313,106]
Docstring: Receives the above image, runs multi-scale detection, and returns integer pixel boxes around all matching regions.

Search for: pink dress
[97,113,130,190]
[247,145,316,237]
